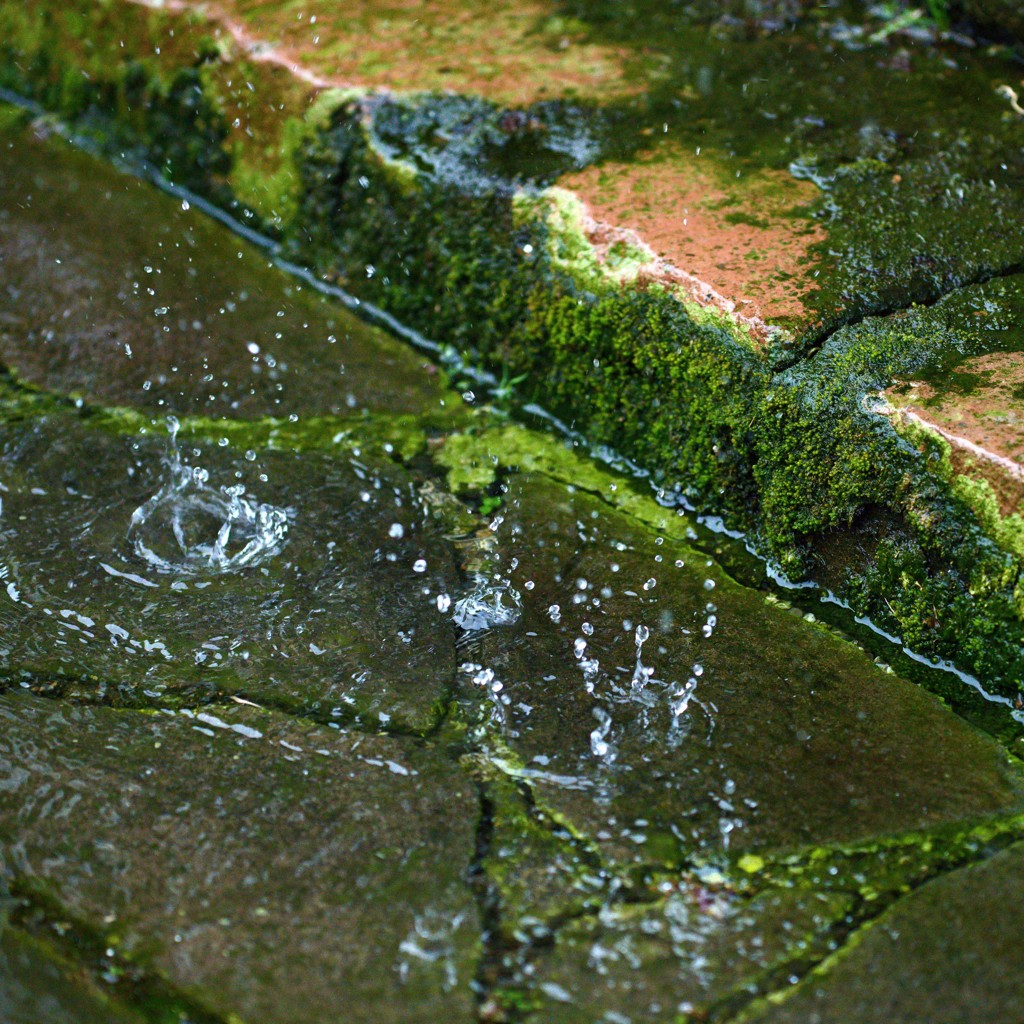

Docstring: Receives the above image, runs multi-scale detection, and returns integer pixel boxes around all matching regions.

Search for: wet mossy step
[4,104,1024,1023]
[5,0,1024,689]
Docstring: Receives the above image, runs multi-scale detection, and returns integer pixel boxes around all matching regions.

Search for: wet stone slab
[0,691,481,1024]
[0,413,462,733]
[470,474,1024,866]
[742,841,1024,1024]
[0,119,447,419]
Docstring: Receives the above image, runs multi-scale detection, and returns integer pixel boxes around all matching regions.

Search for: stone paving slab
[470,474,1024,866]
[0,412,461,734]
[0,116,446,420]
[739,840,1024,1024]
[0,691,481,1024]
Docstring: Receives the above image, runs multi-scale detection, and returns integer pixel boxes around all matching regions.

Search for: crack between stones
[0,676,447,744]
[709,831,1024,1024]
[777,258,1024,374]
[4,879,235,1024]
[467,782,507,1022]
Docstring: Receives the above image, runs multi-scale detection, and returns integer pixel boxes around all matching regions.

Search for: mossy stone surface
[740,840,1024,1023]
[467,474,1024,866]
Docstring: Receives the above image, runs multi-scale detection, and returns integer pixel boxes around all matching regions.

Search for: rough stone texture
[470,475,1024,865]
[0,692,481,1024]
[558,153,827,329]
[197,0,644,105]
[741,841,1024,1024]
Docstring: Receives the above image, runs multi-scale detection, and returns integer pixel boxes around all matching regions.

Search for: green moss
[896,415,1024,562]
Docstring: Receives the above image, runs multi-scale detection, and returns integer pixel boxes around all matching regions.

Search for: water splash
[396,908,466,991]
[631,624,655,692]
[590,706,616,763]
[452,577,521,631]
[128,418,291,575]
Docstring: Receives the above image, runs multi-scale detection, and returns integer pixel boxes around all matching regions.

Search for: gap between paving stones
[774,258,1024,374]
[710,834,1024,1024]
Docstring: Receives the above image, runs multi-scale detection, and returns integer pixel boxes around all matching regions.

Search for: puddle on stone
[0,115,448,419]
[0,413,460,732]
[467,474,1024,866]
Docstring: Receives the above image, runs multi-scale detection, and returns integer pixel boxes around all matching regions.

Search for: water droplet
[452,580,521,631]
[413,558,427,573]
[389,523,405,539]
[128,425,290,575]
[643,577,656,590]
[704,578,716,591]
[590,707,615,761]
